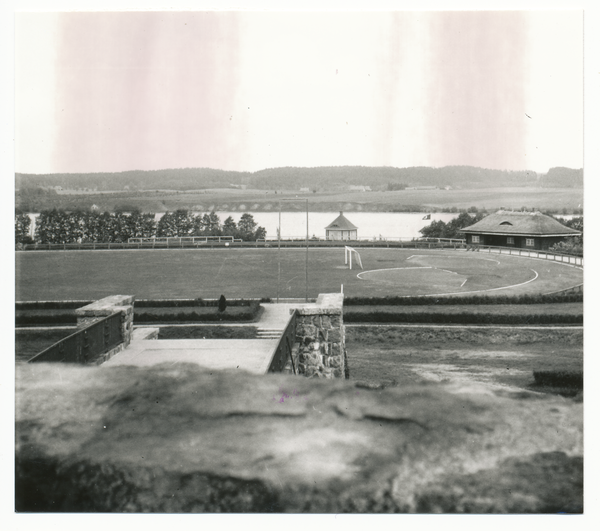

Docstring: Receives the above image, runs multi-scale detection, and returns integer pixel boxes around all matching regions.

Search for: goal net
[344,246,363,270]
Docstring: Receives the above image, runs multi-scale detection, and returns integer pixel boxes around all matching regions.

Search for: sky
[14,9,583,175]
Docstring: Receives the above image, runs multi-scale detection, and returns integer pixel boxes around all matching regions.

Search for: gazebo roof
[461,210,581,237]
[325,212,358,231]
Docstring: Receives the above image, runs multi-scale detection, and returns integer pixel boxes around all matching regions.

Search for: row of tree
[549,217,583,256]
[418,212,485,239]
[15,209,267,244]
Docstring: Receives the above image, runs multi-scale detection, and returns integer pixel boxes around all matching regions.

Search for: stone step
[257,331,282,339]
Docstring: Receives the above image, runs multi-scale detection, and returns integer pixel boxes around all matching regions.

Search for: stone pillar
[75,295,135,349]
[294,293,347,379]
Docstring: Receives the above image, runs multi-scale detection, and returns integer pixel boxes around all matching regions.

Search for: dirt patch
[347,327,582,397]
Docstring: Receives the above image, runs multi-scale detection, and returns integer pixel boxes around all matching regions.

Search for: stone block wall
[295,293,347,379]
[75,295,135,364]
[75,295,135,345]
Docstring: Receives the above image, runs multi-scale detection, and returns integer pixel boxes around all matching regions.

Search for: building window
[526,238,535,247]
[507,237,514,245]
[472,235,480,243]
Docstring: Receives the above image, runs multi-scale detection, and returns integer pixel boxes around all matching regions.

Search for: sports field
[15,248,582,301]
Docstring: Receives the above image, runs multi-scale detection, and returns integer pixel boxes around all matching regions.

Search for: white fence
[128,236,242,244]
[470,245,583,268]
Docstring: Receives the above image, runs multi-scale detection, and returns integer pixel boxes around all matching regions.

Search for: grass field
[16,248,582,301]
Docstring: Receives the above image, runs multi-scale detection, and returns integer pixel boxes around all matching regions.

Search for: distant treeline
[14,209,266,245]
[15,165,583,193]
[419,212,486,239]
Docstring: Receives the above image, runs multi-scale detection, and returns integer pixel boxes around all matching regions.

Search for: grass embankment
[15,329,74,363]
[346,326,583,398]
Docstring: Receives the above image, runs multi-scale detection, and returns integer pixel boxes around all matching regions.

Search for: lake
[27,211,460,241]
[208,211,459,240]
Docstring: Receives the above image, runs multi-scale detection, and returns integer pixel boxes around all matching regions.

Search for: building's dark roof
[462,210,581,237]
[325,212,358,231]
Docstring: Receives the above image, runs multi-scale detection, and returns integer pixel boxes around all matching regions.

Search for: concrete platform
[103,339,278,374]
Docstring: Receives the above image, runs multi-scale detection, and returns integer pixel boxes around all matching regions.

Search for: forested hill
[16,165,582,192]
[16,168,252,192]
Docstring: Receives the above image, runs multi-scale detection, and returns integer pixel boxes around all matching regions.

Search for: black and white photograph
[8,0,595,521]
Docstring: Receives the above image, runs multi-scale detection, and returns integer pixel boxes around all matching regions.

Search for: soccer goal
[344,246,363,270]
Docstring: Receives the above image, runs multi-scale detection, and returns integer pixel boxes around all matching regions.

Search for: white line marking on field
[356,267,431,279]
[440,269,458,274]
[481,258,500,264]
[424,269,539,297]
[356,265,540,296]
[215,258,228,278]
[460,279,467,287]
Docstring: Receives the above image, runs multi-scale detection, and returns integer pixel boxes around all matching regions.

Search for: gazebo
[325,212,358,241]
[461,210,581,250]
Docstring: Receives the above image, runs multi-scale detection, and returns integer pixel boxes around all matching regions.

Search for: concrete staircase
[256,327,283,340]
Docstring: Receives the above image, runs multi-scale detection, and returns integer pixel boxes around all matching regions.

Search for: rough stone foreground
[16,363,583,513]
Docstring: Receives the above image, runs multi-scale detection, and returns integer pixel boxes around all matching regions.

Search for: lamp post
[305,198,309,302]
[277,197,309,303]
[277,203,281,303]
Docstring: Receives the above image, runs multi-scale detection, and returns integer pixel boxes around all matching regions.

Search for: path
[103,338,278,374]
[255,302,308,338]
[103,303,306,373]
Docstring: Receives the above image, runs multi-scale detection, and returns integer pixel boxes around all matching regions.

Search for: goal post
[344,246,363,270]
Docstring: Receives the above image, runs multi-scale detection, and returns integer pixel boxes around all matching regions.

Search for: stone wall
[15,363,583,513]
[75,295,135,364]
[295,293,346,379]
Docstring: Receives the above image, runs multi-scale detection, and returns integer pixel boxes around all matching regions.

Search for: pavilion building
[325,212,358,241]
[461,210,581,251]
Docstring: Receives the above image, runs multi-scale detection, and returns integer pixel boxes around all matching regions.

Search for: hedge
[134,298,270,308]
[134,302,261,323]
[16,301,262,326]
[134,310,259,323]
[344,312,583,325]
[16,311,77,326]
[16,298,270,311]
[16,301,92,311]
[343,292,583,306]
